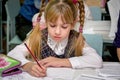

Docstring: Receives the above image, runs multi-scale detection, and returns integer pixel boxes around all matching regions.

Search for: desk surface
[1,62,120,80]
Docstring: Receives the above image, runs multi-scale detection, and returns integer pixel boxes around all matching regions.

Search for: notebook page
[1,72,55,80]
[2,68,75,80]
[47,67,75,80]
[74,74,117,80]
[97,62,120,77]
[74,75,101,80]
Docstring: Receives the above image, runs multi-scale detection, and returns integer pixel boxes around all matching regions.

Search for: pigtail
[75,0,85,56]
[28,0,46,59]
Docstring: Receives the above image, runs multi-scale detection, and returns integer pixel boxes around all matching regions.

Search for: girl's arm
[7,43,31,66]
[69,42,103,69]
[39,42,102,69]
[7,43,46,77]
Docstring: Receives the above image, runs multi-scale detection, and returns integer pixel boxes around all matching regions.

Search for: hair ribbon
[73,0,78,4]
[37,17,41,22]
[79,25,83,33]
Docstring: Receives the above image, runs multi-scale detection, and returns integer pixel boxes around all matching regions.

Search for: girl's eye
[50,24,56,28]
[62,26,68,29]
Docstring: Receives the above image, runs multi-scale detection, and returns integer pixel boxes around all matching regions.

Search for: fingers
[39,57,59,67]
[23,62,47,77]
[32,65,46,77]
[39,58,50,66]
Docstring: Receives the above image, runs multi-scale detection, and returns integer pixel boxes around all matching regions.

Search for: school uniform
[8,29,102,69]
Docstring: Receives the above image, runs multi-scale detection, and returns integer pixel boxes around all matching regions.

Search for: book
[0,54,22,77]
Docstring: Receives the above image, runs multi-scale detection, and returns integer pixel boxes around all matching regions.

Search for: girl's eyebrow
[63,23,71,25]
[48,21,71,25]
[49,21,55,24]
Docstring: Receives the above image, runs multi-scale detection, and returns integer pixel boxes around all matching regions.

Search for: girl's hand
[22,62,46,77]
[39,56,72,68]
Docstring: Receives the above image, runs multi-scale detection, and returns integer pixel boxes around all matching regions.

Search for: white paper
[74,74,117,80]
[97,62,120,77]
[2,72,44,80]
[74,75,100,80]
[1,68,75,80]
[47,67,75,80]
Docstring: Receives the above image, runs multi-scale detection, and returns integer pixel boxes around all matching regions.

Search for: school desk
[1,62,120,80]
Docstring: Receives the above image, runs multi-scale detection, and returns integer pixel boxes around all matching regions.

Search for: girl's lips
[54,36,61,39]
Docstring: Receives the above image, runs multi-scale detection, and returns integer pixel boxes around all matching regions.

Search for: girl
[8,0,102,78]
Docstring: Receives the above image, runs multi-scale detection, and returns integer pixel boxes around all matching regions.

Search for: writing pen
[24,43,43,70]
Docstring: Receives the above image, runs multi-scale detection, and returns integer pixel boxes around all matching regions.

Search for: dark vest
[41,29,78,59]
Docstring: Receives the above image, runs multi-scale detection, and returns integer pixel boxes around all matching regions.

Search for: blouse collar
[47,34,68,55]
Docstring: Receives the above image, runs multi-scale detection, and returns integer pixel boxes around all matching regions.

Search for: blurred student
[113,12,120,61]
[16,0,40,41]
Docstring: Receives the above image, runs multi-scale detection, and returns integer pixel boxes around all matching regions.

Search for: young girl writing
[8,0,102,78]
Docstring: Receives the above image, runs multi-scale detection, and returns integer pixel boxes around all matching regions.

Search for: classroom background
[0,0,119,62]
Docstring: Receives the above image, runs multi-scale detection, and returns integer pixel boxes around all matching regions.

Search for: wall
[85,0,106,8]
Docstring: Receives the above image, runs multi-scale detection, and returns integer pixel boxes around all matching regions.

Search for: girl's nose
[55,27,61,35]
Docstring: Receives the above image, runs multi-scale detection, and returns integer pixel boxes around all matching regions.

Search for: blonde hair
[27,0,85,59]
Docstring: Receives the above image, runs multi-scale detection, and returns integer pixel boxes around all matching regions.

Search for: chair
[5,0,22,53]
[83,34,103,56]
[89,6,102,20]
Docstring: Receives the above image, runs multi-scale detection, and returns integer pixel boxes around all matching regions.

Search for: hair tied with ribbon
[37,16,41,22]
[79,26,83,33]
[73,0,78,4]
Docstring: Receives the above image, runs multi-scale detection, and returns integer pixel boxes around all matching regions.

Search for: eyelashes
[49,24,68,29]
[50,24,56,28]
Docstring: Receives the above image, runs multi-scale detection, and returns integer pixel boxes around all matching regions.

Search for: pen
[24,43,43,70]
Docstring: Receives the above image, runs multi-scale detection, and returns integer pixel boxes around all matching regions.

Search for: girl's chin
[53,38,62,42]
[54,39,61,42]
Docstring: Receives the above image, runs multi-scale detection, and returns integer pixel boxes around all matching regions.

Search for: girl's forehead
[45,1,76,24]
[47,15,70,24]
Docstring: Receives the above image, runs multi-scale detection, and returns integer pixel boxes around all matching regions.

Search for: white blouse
[8,36,102,69]
[47,34,68,55]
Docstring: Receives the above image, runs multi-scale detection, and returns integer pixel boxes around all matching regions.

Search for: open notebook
[1,68,75,80]
[0,54,22,77]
